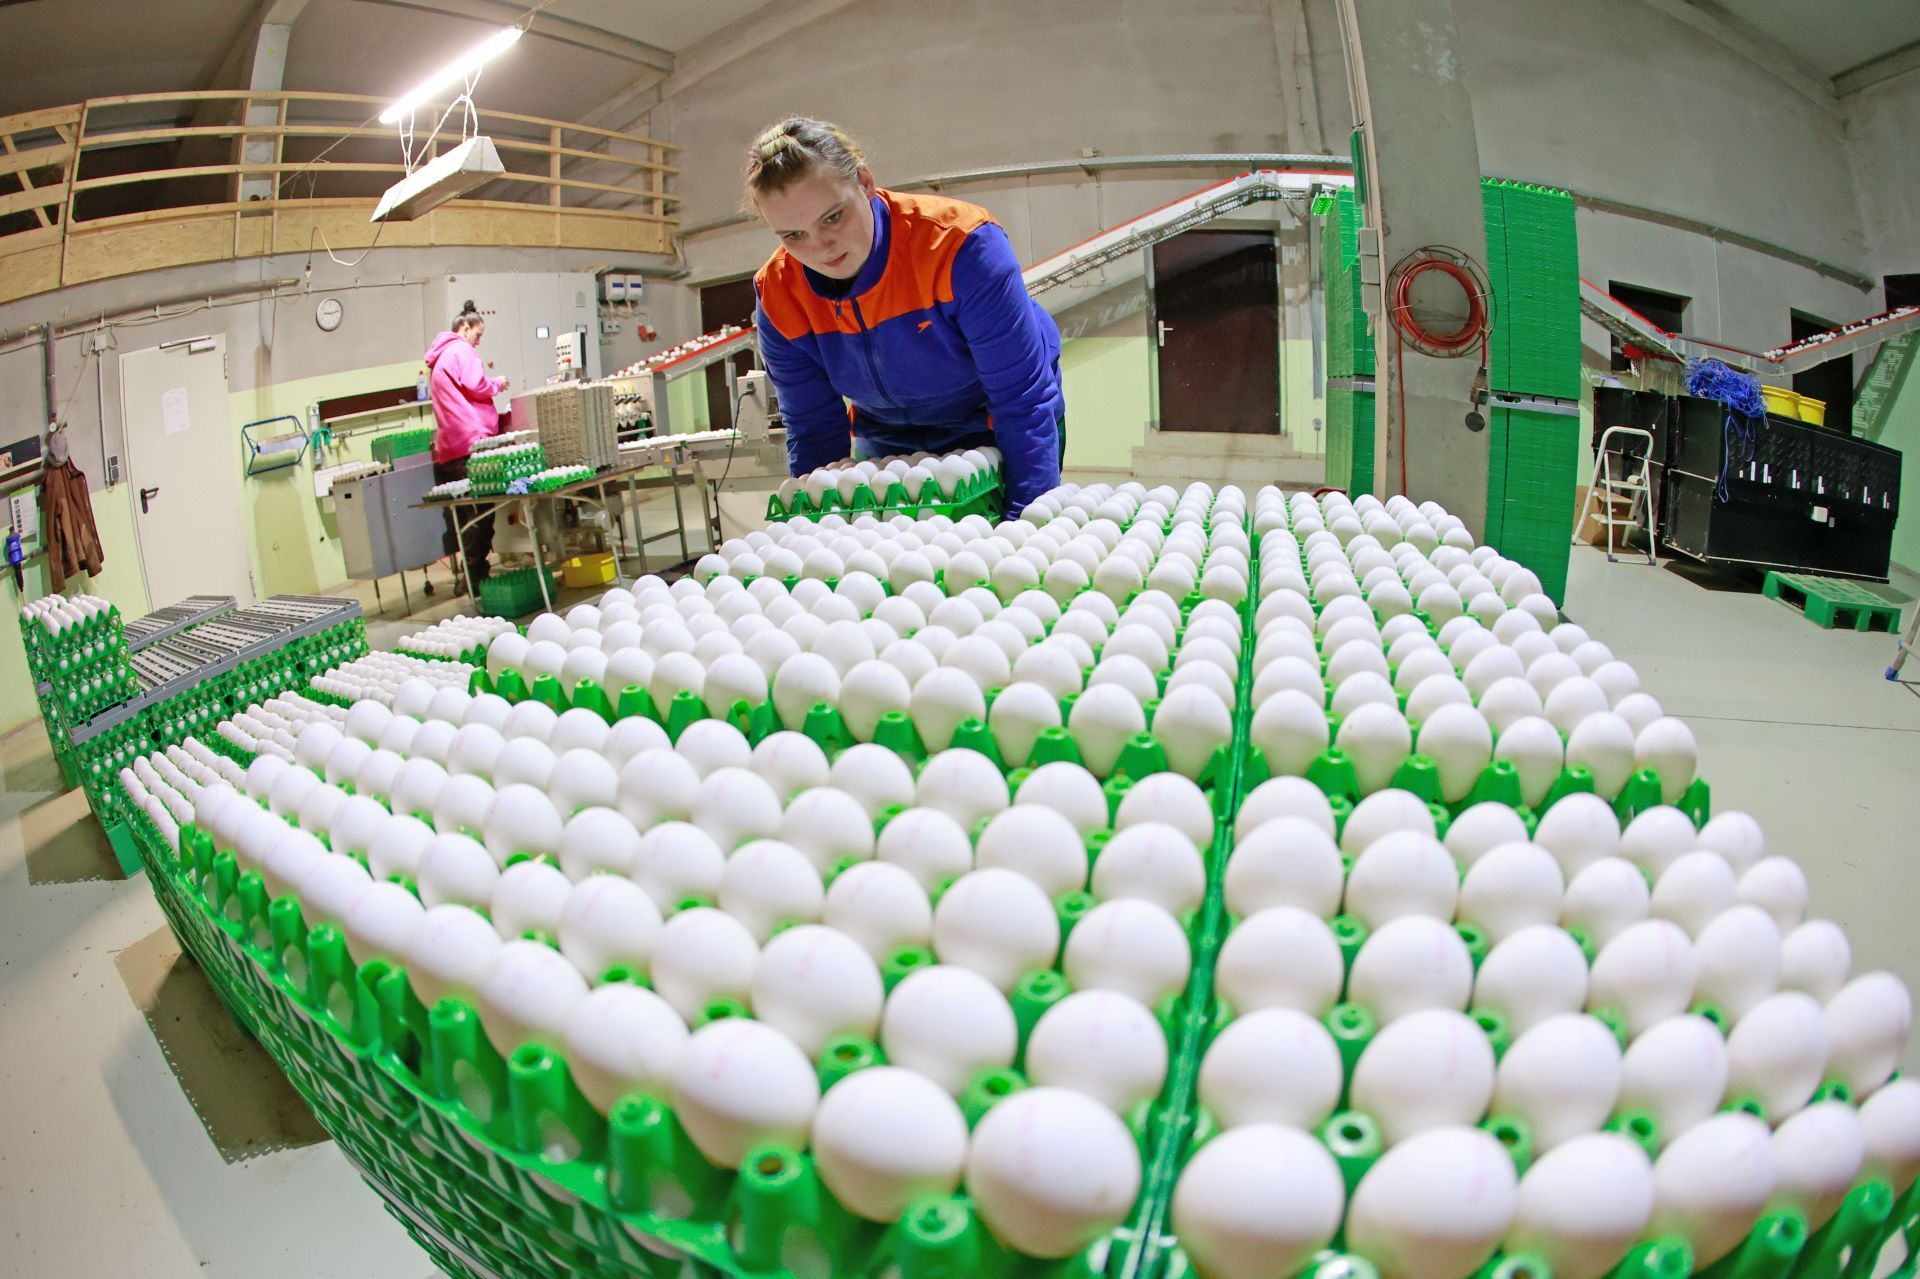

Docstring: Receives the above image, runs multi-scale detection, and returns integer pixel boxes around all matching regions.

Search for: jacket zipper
[843,297,908,424]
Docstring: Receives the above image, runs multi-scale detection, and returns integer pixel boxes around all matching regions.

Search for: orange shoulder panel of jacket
[755,250,827,341]
[855,189,997,329]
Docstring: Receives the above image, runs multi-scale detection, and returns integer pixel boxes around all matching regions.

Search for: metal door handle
[140,485,159,513]
[1157,321,1174,347]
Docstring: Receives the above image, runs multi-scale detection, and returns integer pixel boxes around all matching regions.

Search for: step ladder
[1574,426,1657,564]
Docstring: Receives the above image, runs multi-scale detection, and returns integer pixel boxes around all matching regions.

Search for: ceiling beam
[577,0,864,139]
[1833,39,1920,96]
[1636,0,1838,114]
[355,0,675,73]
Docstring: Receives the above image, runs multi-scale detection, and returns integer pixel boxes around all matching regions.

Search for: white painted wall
[1845,67,1920,280]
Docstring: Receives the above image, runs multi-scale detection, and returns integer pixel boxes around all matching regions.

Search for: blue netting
[1687,359,1767,502]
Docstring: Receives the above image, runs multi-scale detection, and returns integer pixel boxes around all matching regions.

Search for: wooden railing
[0,91,678,306]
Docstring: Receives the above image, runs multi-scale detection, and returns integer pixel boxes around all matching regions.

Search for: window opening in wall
[1606,281,1688,372]
[1791,309,1854,433]
[1885,275,1920,311]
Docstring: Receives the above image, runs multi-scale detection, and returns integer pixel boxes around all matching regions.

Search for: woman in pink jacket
[426,300,510,588]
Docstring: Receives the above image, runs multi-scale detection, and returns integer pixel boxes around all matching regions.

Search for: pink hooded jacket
[426,330,507,462]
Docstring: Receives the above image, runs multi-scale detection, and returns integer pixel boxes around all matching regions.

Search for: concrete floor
[2,543,1917,1276]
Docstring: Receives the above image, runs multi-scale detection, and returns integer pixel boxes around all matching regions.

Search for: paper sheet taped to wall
[162,386,190,435]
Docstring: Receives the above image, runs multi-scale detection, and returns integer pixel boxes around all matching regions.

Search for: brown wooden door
[1151,230,1280,433]
[700,277,758,430]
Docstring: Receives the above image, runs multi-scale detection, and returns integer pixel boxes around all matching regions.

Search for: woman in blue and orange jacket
[746,118,1065,515]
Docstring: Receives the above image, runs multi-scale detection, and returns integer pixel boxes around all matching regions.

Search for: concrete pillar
[1333,0,1492,536]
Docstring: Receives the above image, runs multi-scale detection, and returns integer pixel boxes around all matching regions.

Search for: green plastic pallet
[1762,573,1904,632]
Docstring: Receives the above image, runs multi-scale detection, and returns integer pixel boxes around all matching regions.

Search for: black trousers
[432,456,495,584]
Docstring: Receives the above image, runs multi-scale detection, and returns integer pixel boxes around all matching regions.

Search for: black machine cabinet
[1591,388,1902,580]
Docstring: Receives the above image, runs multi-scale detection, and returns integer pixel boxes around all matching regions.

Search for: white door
[120,337,255,607]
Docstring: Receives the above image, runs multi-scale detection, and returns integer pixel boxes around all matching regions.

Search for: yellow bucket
[1795,392,1827,427]
[1761,385,1798,419]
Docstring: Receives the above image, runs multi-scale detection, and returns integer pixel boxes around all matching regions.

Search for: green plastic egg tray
[113,496,1920,1279]
[766,464,1004,522]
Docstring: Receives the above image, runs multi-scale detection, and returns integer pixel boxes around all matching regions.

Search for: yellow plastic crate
[559,552,615,589]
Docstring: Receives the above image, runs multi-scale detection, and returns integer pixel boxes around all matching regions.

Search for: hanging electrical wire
[1383,245,1495,494]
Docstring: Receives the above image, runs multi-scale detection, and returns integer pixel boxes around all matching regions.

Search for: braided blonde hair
[744,117,867,203]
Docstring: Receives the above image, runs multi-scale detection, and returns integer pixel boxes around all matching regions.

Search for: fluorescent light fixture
[379,26,523,125]
[372,135,504,222]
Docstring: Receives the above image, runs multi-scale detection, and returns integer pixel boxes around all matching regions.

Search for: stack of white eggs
[774,446,1002,511]
[483,495,1245,781]
[311,651,477,708]
[120,476,1920,1279]
[1244,488,1697,808]
[118,735,246,851]
[397,615,517,661]
[1156,485,1917,1279]
[1175,775,1918,1279]
[162,694,1236,1260]
[217,691,349,762]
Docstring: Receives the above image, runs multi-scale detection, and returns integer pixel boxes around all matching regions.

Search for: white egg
[1198,1006,1343,1132]
[670,1018,819,1169]
[1025,988,1169,1112]
[1350,1008,1497,1145]
[810,1066,969,1222]
[1345,1126,1516,1279]
[1738,856,1810,931]
[1824,972,1913,1098]
[748,731,832,800]
[1336,702,1413,796]
[482,783,564,868]
[822,861,933,962]
[1063,897,1191,1007]
[342,881,427,966]
[964,1087,1142,1259]
[1344,830,1458,928]
[691,767,784,852]
[1649,1112,1775,1268]
[1233,777,1335,842]
[750,924,885,1057]
[827,743,917,816]
[1533,792,1622,881]
[1779,919,1851,1002]
[930,867,1059,993]
[880,964,1018,1096]
[1618,1013,1730,1146]
[975,805,1088,899]
[1632,717,1698,804]
[1346,914,1475,1025]
[1214,907,1345,1017]
[1472,925,1590,1035]
[562,983,689,1115]
[1491,1011,1621,1154]
[1696,809,1766,874]
[1457,843,1564,942]
[1725,991,1829,1120]
[1505,1133,1654,1279]
[1015,761,1108,835]
[407,902,502,1010]
[417,831,501,910]
[1223,816,1343,920]
[489,857,573,940]
[557,872,662,981]
[649,906,759,1020]
[718,839,825,941]
[1860,1078,1920,1193]
[873,806,974,891]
